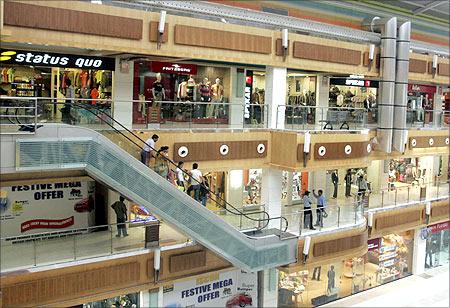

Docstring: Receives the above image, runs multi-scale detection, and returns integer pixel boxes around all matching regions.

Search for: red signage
[151,61,197,75]
[428,221,449,233]
[368,238,380,251]
[21,216,75,232]
[408,84,437,94]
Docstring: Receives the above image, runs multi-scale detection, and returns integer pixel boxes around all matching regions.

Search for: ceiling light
[220,18,228,23]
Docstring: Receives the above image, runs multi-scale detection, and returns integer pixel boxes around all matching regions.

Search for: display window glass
[387,156,436,187]
[407,84,437,125]
[243,169,262,207]
[202,171,226,210]
[424,221,450,269]
[83,292,140,308]
[133,61,230,125]
[286,74,317,125]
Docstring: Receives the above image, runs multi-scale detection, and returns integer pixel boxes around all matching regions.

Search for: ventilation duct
[392,21,411,153]
[366,17,397,153]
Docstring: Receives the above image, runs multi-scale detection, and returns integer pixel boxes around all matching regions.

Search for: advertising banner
[163,269,257,308]
[0,181,95,237]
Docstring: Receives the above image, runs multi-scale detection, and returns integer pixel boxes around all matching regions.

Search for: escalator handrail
[37,99,288,233]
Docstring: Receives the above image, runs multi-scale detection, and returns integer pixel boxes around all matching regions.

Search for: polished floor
[323,265,449,307]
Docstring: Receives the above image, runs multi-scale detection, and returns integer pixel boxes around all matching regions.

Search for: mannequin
[336,93,344,107]
[177,78,188,101]
[138,93,147,118]
[207,78,224,118]
[152,73,165,107]
[199,77,211,118]
[186,75,196,101]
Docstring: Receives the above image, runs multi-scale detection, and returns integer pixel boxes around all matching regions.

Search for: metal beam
[412,1,446,15]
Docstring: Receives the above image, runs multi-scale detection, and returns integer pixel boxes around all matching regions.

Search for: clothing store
[0,49,115,113]
[329,77,379,124]
[286,73,317,125]
[133,61,230,125]
[423,221,449,270]
[407,83,437,125]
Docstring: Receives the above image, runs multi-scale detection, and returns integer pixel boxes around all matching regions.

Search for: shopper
[312,266,321,281]
[312,189,326,227]
[357,175,368,205]
[62,79,75,124]
[331,170,339,199]
[154,146,170,179]
[327,265,336,295]
[345,169,352,198]
[302,191,315,230]
[140,134,159,166]
[189,163,203,201]
[176,161,186,191]
[111,196,128,237]
[199,177,210,207]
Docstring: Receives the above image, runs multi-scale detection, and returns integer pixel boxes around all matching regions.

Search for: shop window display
[243,169,262,207]
[407,84,436,125]
[286,75,316,125]
[424,221,450,269]
[83,292,140,308]
[133,61,230,125]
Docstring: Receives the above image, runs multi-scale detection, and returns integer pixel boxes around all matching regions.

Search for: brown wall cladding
[313,142,370,160]
[293,41,361,65]
[362,51,380,68]
[431,204,449,219]
[438,63,450,76]
[409,136,449,149]
[2,262,140,307]
[313,234,366,257]
[150,21,168,42]
[409,59,428,74]
[374,209,422,230]
[275,38,289,56]
[4,2,143,40]
[169,250,206,273]
[174,25,272,54]
[173,141,268,162]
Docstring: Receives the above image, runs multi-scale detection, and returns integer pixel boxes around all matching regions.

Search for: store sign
[330,78,379,88]
[0,49,115,70]
[428,221,450,233]
[368,238,380,251]
[244,70,253,119]
[0,181,95,237]
[408,84,437,94]
[162,269,257,307]
[151,61,197,75]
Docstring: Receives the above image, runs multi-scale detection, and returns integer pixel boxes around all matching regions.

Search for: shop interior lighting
[91,0,102,4]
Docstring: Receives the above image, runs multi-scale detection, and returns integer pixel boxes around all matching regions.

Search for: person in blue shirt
[313,189,326,227]
[303,191,315,230]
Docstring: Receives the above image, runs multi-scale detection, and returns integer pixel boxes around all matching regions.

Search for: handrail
[8,97,289,233]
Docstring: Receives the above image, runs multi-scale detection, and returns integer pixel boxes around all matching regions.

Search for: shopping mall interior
[0,1,449,307]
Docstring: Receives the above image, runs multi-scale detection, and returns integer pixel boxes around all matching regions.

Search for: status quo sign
[0,49,116,70]
[151,61,197,75]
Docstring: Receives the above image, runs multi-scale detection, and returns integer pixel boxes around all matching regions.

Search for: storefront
[281,171,308,205]
[162,269,257,307]
[424,221,449,269]
[407,83,437,125]
[286,73,317,125]
[329,77,379,124]
[243,169,262,207]
[133,61,230,125]
[386,156,438,186]
[83,292,142,308]
[0,49,114,101]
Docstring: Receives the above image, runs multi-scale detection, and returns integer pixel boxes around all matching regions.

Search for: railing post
[394,188,398,205]
[239,214,243,230]
[299,212,303,236]
[110,225,114,254]
[33,239,37,266]
[436,181,440,198]
[73,235,77,260]
[337,207,341,227]
[34,97,38,131]
[381,190,384,207]
[407,186,410,203]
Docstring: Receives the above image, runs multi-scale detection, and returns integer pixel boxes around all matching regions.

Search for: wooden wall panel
[431,203,449,221]
[149,21,168,42]
[174,25,271,54]
[275,38,289,56]
[313,141,371,160]
[4,2,143,40]
[409,136,449,149]
[173,140,267,162]
[169,250,206,273]
[293,41,361,65]
[438,63,449,76]
[313,234,366,257]
[374,210,422,230]
[362,51,380,69]
[409,59,427,74]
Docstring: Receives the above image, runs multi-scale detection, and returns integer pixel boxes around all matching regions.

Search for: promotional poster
[0,181,95,237]
[163,269,257,308]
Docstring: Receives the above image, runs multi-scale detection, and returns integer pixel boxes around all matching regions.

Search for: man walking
[111,196,128,237]
[189,163,203,201]
[141,134,159,166]
[303,191,315,230]
[345,169,352,198]
[313,189,326,227]
[331,170,339,199]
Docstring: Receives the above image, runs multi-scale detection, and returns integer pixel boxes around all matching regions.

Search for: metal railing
[0,220,168,272]
[0,96,39,134]
[406,109,450,129]
[276,105,373,131]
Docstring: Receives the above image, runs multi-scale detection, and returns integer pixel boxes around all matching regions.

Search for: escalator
[1,99,298,272]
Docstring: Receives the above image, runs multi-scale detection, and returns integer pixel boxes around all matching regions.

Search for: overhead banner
[163,269,257,307]
[151,61,197,75]
[0,49,116,70]
[0,181,95,237]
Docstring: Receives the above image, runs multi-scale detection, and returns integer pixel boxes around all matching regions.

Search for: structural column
[113,57,133,129]
[433,86,443,127]
[315,75,330,128]
[265,66,287,129]
[261,169,283,229]
[412,226,426,275]
[257,269,278,307]
[229,67,245,128]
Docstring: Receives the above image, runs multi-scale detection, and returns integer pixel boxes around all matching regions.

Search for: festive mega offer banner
[0,181,95,237]
[163,269,257,308]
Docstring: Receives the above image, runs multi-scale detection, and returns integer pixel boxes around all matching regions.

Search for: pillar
[113,57,133,129]
[226,170,244,208]
[433,86,443,127]
[285,171,293,206]
[229,67,244,128]
[258,269,278,307]
[412,227,426,275]
[261,169,282,229]
[315,75,330,127]
[265,67,287,129]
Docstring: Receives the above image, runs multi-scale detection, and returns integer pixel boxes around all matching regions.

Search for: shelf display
[129,203,157,224]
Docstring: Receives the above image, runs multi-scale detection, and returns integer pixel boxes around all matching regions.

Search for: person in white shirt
[176,161,186,191]
[189,163,203,201]
[140,134,159,166]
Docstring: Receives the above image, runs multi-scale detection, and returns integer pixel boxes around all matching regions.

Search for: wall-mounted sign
[151,61,197,75]
[0,49,115,70]
[244,70,253,119]
[408,84,437,94]
[428,221,449,233]
[330,77,379,88]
